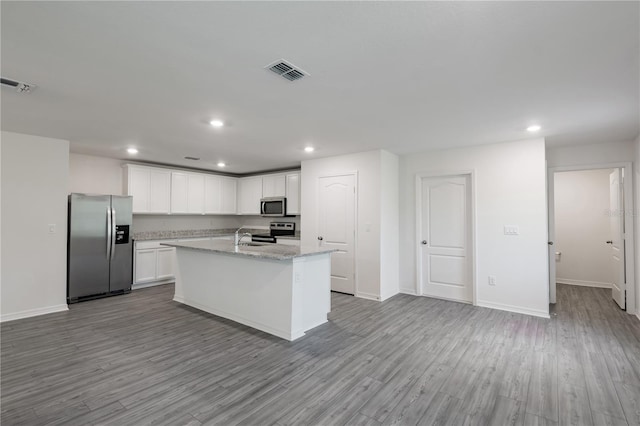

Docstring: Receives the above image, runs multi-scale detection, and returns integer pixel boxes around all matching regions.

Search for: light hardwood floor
[2,284,640,425]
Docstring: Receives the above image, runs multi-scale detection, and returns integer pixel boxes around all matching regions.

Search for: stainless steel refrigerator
[67,193,133,303]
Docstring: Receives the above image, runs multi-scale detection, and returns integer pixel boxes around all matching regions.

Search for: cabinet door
[204,175,222,214]
[187,173,205,214]
[221,177,237,214]
[171,172,189,213]
[238,177,262,215]
[262,174,286,197]
[149,169,171,214]
[285,173,301,215]
[128,167,150,213]
[156,247,176,279]
[135,249,157,283]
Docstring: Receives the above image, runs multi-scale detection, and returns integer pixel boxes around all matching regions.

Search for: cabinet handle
[421,240,427,245]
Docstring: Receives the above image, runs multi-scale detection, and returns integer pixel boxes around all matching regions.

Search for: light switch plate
[504,225,519,235]
[48,224,56,234]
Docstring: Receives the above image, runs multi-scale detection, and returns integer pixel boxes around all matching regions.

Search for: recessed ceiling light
[217,162,226,167]
[210,119,224,128]
[127,148,138,154]
[304,146,315,153]
[526,125,541,132]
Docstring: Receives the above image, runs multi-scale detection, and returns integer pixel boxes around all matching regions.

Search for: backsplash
[132,214,300,233]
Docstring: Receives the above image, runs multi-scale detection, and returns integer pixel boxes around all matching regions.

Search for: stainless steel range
[252,222,295,243]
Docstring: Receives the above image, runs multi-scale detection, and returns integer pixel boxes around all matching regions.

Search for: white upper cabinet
[237,176,262,215]
[204,175,222,214]
[124,165,171,214]
[170,172,189,213]
[262,174,286,197]
[285,172,301,215]
[221,177,237,214]
[171,172,205,214]
[124,163,297,216]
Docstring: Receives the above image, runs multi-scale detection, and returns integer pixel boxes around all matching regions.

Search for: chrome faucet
[234,227,252,246]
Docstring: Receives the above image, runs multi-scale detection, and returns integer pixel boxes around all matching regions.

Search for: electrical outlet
[488,275,496,286]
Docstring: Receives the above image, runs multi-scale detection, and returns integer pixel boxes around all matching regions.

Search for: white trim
[636,312,640,322]
[556,278,612,289]
[415,170,477,305]
[356,291,380,301]
[548,161,636,316]
[132,280,174,290]
[317,171,359,296]
[476,300,550,319]
[1,304,68,322]
[399,288,418,296]
[173,296,300,341]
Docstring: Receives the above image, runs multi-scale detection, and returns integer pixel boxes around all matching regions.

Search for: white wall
[400,138,549,317]
[380,150,400,300]
[69,153,126,195]
[635,134,640,320]
[1,131,70,321]
[554,169,614,287]
[301,150,399,301]
[547,140,635,168]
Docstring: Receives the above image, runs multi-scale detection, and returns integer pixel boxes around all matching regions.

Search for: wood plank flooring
[2,283,639,425]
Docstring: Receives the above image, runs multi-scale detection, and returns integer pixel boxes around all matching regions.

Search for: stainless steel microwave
[260,197,288,217]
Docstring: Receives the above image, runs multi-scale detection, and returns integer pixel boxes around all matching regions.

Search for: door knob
[421,240,427,245]
[548,241,554,246]
[318,236,323,241]
[606,240,613,244]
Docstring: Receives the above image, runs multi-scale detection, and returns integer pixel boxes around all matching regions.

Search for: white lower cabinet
[134,240,177,288]
[156,247,177,280]
[135,249,158,283]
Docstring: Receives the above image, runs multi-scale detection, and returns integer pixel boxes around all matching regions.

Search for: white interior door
[318,174,356,294]
[419,175,472,303]
[609,169,626,309]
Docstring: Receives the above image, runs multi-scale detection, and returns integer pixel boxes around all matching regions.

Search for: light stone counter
[162,239,329,261]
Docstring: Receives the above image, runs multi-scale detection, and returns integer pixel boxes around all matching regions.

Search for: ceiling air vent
[1,77,36,93]
[265,59,309,82]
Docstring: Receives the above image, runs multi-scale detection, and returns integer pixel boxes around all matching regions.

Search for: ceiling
[1,1,638,174]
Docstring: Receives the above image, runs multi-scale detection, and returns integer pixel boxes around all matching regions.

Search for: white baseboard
[399,288,418,296]
[636,312,640,322]
[1,304,68,322]
[132,280,174,290]
[556,278,611,288]
[356,291,381,301]
[476,300,550,319]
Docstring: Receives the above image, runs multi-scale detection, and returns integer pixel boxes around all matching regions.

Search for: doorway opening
[548,163,636,315]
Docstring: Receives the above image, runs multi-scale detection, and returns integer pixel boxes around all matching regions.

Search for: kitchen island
[164,240,334,341]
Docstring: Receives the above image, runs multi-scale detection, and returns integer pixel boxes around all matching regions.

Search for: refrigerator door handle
[106,207,112,259]
[111,208,117,261]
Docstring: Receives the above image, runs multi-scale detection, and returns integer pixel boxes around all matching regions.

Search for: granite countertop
[162,239,332,261]
[133,228,300,241]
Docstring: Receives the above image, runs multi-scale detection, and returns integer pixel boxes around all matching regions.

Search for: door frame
[415,170,477,305]
[316,171,359,296]
[548,162,636,315]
